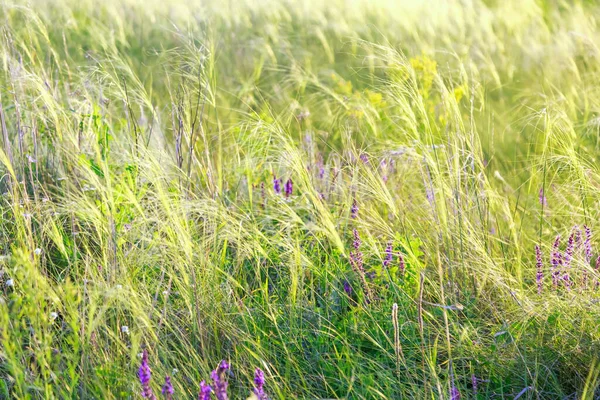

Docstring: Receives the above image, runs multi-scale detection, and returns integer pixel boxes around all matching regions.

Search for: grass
[1,0,600,398]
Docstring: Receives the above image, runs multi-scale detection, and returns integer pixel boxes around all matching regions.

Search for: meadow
[2,0,600,398]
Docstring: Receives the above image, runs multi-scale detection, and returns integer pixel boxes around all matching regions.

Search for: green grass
[2,0,600,398]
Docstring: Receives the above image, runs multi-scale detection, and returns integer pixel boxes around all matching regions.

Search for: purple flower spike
[398,253,406,278]
[595,255,600,289]
[343,280,352,295]
[138,350,156,400]
[162,376,174,399]
[564,230,575,267]
[211,360,230,400]
[471,375,478,395]
[539,187,547,206]
[563,231,575,289]
[284,178,293,198]
[535,245,543,294]
[450,385,461,400]
[383,241,393,269]
[273,176,281,194]
[574,225,582,250]
[550,235,561,289]
[352,228,361,251]
[198,381,212,400]
[351,199,358,219]
[585,225,593,263]
[260,182,266,209]
[253,368,268,400]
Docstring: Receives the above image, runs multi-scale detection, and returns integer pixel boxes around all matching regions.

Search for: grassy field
[2,0,600,398]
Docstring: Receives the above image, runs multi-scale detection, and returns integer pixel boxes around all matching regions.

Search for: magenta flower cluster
[535,225,599,293]
[138,353,269,400]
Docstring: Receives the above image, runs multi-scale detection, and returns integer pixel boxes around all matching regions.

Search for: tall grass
[2,0,600,398]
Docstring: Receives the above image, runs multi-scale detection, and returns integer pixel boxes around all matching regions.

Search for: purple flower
[211,360,230,400]
[595,255,600,289]
[575,225,582,250]
[138,350,156,400]
[471,375,478,395]
[535,245,543,294]
[563,231,575,289]
[351,199,358,219]
[426,187,434,204]
[383,241,393,268]
[343,280,352,295]
[349,229,371,302]
[450,385,460,400]
[350,230,363,273]
[380,159,388,183]
[539,187,547,206]
[284,178,293,198]
[551,235,561,289]
[198,381,212,400]
[273,176,281,194]
[398,253,406,278]
[317,155,325,179]
[359,153,369,164]
[584,225,593,263]
[352,228,361,251]
[162,376,174,399]
[253,368,268,400]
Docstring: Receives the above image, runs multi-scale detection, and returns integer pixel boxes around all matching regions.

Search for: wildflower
[34,248,42,255]
[595,255,600,289]
[383,241,393,268]
[211,360,230,400]
[350,229,370,302]
[584,225,593,263]
[380,159,389,183]
[5,279,13,287]
[343,280,352,295]
[535,245,543,294]
[574,225,582,250]
[425,187,434,204]
[398,254,406,277]
[198,381,212,400]
[538,187,546,206]
[121,326,129,334]
[360,153,369,164]
[161,376,174,399]
[563,231,575,289]
[139,350,156,399]
[450,385,461,400]
[273,176,281,194]
[351,199,358,219]
[253,368,268,400]
[550,235,561,289]
[284,178,293,198]
[50,312,58,321]
[471,375,478,395]
[352,228,361,251]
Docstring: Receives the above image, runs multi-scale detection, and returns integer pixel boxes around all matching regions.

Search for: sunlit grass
[2,0,600,398]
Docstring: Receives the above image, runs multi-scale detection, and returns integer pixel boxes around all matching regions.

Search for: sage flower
[211,360,230,400]
[253,368,268,400]
[162,376,174,399]
[139,350,156,399]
